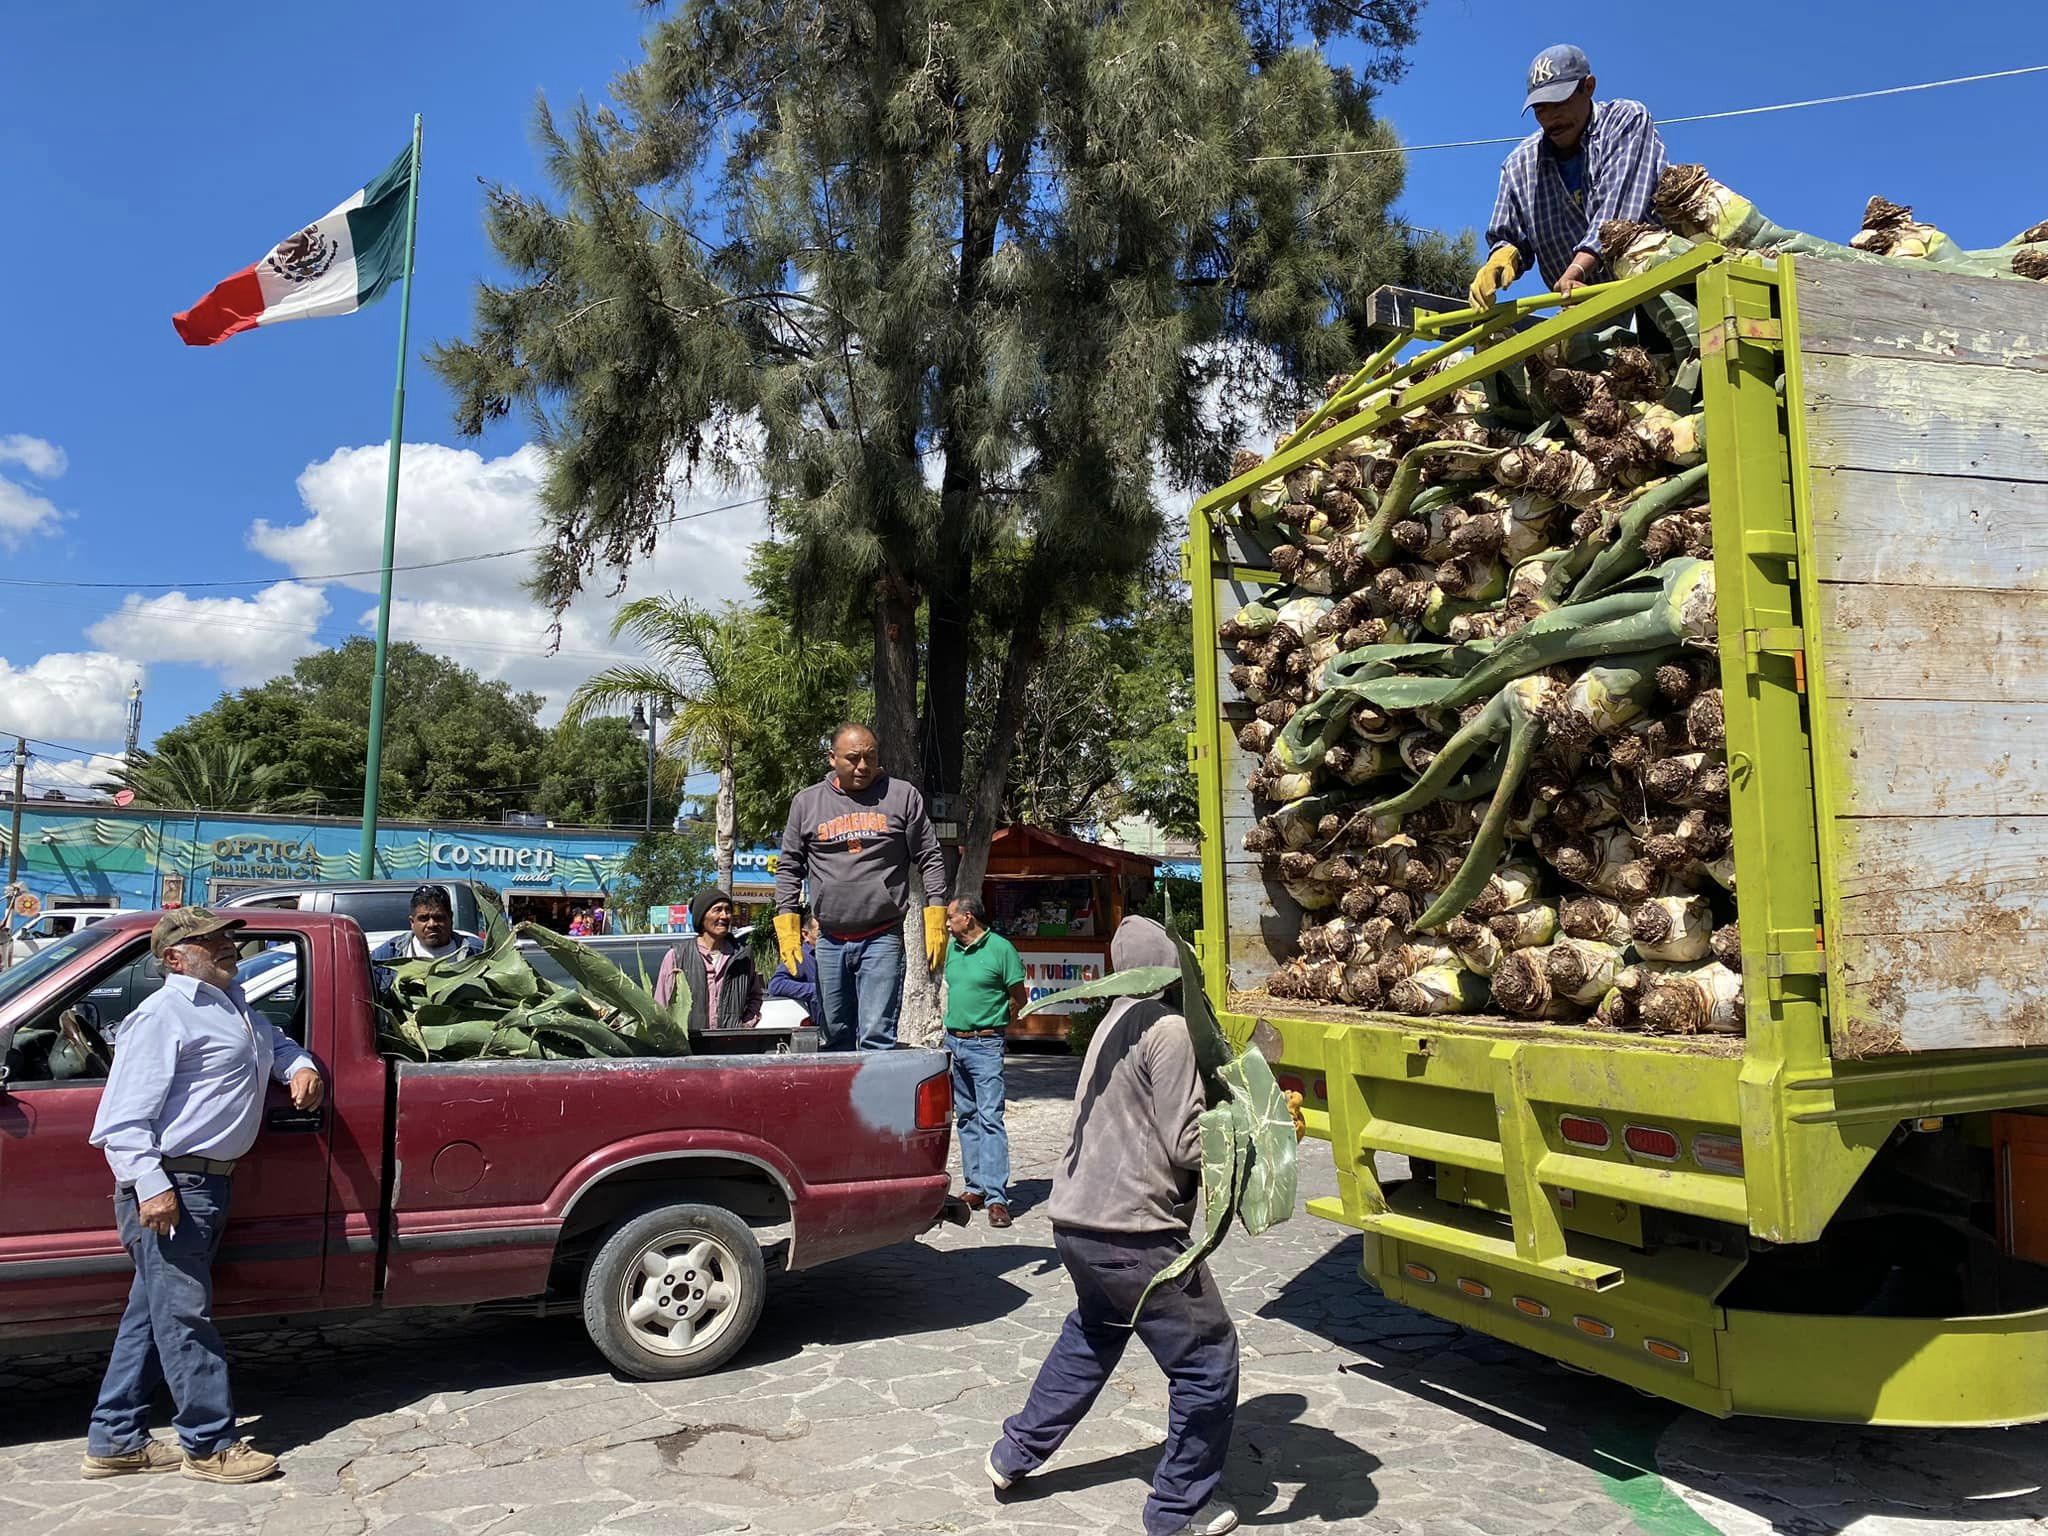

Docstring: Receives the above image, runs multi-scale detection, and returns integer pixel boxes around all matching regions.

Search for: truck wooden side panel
[1796,261,2048,1053]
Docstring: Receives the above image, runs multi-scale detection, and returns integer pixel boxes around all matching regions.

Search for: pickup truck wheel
[582,1203,767,1380]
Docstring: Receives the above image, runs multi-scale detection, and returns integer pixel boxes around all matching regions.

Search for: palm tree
[564,599,846,892]
[102,742,323,814]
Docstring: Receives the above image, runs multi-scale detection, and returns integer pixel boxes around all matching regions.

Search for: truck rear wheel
[582,1202,767,1380]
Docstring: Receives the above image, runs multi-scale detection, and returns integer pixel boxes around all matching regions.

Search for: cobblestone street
[3,1052,2044,1536]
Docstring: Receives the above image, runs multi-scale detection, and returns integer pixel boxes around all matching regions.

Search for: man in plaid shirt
[1471,45,1667,308]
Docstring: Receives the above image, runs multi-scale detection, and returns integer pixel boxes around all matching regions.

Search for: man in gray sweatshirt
[985,916,1241,1536]
[773,723,949,1051]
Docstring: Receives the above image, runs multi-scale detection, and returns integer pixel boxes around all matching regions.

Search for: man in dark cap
[984,916,1241,1536]
[82,909,324,1485]
[1471,45,1668,308]
[655,888,762,1029]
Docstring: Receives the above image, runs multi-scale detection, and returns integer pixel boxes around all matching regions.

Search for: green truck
[1188,244,2048,1425]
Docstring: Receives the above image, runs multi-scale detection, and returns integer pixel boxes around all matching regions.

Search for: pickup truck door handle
[266,1106,326,1133]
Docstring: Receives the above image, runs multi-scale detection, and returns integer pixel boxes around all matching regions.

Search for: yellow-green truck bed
[1189,248,2048,1425]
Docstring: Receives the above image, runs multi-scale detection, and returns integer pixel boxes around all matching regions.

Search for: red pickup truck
[0,912,955,1379]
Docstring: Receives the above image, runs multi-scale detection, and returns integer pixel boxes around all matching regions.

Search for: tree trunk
[871,563,921,781]
[896,902,943,1047]
[954,622,1045,900]
[715,749,737,894]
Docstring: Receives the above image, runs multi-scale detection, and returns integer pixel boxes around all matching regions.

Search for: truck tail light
[1644,1338,1691,1364]
[1559,1115,1611,1150]
[1277,1073,1307,1098]
[1623,1125,1681,1161]
[1692,1133,1745,1174]
[915,1070,952,1130]
[1513,1296,1550,1318]
[1572,1315,1615,1340]
[1456,1278,1491,1299]
[1403,1262,1437,1284]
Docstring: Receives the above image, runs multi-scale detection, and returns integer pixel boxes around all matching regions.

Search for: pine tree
[434,0,1466,899]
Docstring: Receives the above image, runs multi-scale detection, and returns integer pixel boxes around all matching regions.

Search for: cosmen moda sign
[430,840,557,883]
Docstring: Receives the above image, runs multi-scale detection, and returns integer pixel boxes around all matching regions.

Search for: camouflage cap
[150,906,246,960]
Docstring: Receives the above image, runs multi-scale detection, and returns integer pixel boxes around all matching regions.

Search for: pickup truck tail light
[1692,1133,1745,1174]
[915,1070,952,1130]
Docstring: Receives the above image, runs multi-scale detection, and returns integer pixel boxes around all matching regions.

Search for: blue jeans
[815,927,905,1051]
[945,1033,1009,1206]
[994,1226,1239,1536]
[88,1171,237,1458]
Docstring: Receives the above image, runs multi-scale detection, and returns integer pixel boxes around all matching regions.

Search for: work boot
[961,1192,986,1211]
[81,1441,181,1478]
[986,1203,1013,1228]
[182,1441,280,1484]
[1160,1501,1240,1536]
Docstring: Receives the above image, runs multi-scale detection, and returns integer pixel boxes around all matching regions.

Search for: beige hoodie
[1046,918,1207,1235]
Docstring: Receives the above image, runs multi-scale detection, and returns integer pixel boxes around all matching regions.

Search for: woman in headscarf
[654,888,763,1029]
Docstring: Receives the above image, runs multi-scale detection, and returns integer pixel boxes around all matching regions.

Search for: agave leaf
[1173,932,1235,1081]
[1018,965,1180,1018]
[523,1014,648,1058]
[1131,1101,1248,1323]
[517,922,691,1055]
[1220,1047,1298,1236]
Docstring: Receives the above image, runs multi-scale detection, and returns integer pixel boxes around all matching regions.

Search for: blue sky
[2,1,2044,796]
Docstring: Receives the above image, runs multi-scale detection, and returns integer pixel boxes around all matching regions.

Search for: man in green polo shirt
[943,895,1026,1228]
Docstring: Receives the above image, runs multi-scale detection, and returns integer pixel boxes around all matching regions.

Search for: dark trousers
[87,1171,237,1458]
[995,1225,1239,1535]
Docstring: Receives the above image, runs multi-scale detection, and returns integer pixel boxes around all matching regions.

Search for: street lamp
[630,698,674,831]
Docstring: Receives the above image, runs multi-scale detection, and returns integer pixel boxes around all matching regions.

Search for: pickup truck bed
[0,912,954,1379]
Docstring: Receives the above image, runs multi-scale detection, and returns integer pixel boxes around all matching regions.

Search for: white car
[9,907,137,961]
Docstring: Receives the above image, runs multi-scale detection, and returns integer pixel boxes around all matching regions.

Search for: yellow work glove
[1287,1090,1307,1142]
[924,906,949,971]
[773,912,805,976]
[1468,244,1520,310]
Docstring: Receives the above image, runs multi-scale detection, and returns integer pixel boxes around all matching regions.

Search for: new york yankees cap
[1524,45,1591,112]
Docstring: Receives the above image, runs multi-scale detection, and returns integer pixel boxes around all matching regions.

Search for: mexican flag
[173,143,415,347]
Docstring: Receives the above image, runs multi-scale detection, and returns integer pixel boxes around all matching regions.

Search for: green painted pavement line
[1591,1408,1724,1536]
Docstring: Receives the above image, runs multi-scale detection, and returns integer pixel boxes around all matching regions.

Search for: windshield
[236,946,297,983]
[0,927,122,1010]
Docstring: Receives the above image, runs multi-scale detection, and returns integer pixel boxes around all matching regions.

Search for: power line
[1249,63,2048,163]
[0,492,772,594]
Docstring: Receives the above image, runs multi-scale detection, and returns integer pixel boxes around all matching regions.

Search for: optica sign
[431,841,558,884]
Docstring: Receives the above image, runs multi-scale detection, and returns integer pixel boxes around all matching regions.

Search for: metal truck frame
[1187,245,2048,1425]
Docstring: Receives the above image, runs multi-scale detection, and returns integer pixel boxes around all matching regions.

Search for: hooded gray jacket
[1047,917,1207,1235]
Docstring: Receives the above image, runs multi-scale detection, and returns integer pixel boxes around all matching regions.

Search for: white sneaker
[1162,1501,1239,1536]
[984,1449,1017,1491]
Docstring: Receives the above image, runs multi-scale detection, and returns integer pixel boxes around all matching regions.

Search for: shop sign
[732,847,779,885]
[212,835,321,882]
[1021,951,1105,1015]
[431,839,557,884]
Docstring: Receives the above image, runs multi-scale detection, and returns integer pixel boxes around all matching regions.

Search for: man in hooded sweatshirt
[773,723,949,1051]
[984,915,1242,1536]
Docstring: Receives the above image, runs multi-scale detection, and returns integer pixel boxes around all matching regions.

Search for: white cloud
[252,440,771,715]
[0,431,67,546]
[0,434,68,478]
[0,652,141,744]
[88,581,331,685]
[24,752,126,803]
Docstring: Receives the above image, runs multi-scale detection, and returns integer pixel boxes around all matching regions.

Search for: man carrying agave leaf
[1471,44,1668,308]
[984,918,1305,1536]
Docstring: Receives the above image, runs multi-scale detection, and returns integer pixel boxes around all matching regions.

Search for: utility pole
[6,738,25,891]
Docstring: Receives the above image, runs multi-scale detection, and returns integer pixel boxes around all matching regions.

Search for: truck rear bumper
[1347,1195,2048,1426]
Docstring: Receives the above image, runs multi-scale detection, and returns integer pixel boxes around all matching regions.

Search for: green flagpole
[358,113,424,879]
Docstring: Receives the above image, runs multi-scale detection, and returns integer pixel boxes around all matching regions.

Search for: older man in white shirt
[81,907,323,1485]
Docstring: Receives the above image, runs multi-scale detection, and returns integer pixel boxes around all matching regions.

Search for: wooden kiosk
[981,825,1161,1041]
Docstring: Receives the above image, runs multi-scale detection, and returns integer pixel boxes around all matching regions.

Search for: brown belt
[161,1155,238,1176]
[949,1028,1005,1039]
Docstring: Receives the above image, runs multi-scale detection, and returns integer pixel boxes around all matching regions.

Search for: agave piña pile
[1223,167,2043,1036]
